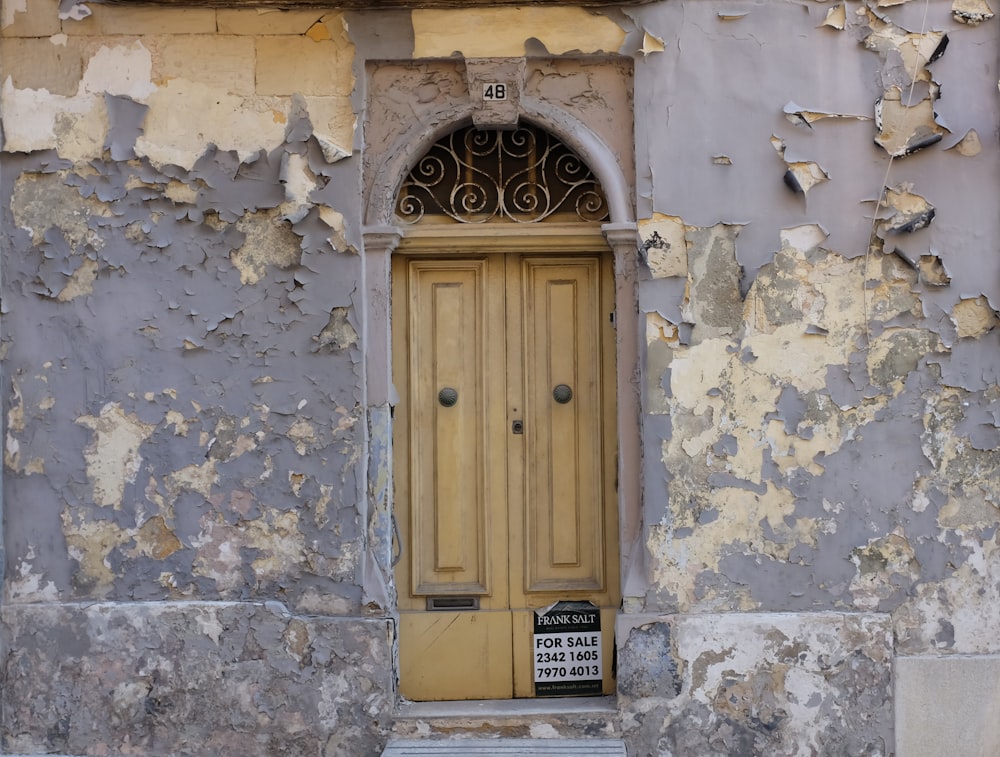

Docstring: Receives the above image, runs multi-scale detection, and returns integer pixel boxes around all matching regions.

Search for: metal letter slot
[438,387,458,407]
[426,596,480,611]
[553,384,573,404]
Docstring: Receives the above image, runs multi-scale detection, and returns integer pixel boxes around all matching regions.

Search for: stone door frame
[359,58,643,666]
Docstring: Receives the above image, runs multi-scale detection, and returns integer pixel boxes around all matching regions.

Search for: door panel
[403,259,507,598]
[517,257,607,593]
[394,251,618,701]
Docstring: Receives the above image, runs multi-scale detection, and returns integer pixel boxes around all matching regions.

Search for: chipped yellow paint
[646,312,679,345]
[288,420,318,456]
[412,7,625,58]
[56,257,98,301]
[76,403,156,509]
[771,136,829,197]
[639,213,687,279]
[6,547,59,602]
[165,410,190,436]
[649,483,807,610]
[136,82,286,170]
[952,0,995,24]
[61,511,131,593]
[951,296,999,338]
[12,172,108,248]
[306,21,331,42]
[861,11,946,79]
[232,211,302,286]
[167,460,218,499]
[641,31,664,56]
[850,532,919,611]
[822,3,846,30]
[132,515,183,560]
[950,129,982,157]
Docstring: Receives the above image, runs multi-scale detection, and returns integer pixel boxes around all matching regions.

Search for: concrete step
[382,738,627,755]
[391,696,621,740]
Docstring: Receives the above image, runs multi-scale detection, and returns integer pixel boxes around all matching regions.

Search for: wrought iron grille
[395,125,610,224]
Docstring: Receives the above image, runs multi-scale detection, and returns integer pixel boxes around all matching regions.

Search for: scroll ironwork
[396,125,609,224]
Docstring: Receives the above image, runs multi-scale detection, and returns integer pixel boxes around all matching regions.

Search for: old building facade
[1,0,998,754]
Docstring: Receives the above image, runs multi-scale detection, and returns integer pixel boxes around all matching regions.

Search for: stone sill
[396,695,618,720]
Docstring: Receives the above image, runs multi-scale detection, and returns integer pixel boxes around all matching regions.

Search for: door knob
[438,387,458,407]
[553,384,573,404]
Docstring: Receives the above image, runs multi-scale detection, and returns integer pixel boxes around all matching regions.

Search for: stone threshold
[395,695,618,720]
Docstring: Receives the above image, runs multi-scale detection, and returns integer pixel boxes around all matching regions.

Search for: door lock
[511,419,524,434]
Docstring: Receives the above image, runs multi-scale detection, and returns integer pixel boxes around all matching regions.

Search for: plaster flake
[639,213,687,279]
[745,325,847,393]
[877,182,936,236]
[76,403,155,509]
[166,460,217,499]
[859,11,946,83]
[771,137,829,198]
[1,0,28,27]
[874,92,948,157]
[61,512,131,594]
[56,256,98,301]
[1,78,105,159]
[951,296,999,338]
[233,211,302,286]
[640,30,665,55]
[302,96,354,164]
[79,41,155,100]
[849,532,920,611]
[948,129,983,157]
[822,3,847,30]
[782,102,870,126]
[895,538,1000,654]
[130,515,183,560]
[411,8,626,57]
[952,0,995,24]
[865,327,939,388]
[134,79,288,170]
[669,340,732,414]
[765,419,834,477]
[7,549,59,602]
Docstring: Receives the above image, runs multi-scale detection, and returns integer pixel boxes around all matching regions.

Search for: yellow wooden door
[393,252,619,701]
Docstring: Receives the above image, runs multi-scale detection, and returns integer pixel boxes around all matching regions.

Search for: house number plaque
[483,83,508,101]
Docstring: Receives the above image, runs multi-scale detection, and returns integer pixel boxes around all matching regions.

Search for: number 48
[484,83,507,101]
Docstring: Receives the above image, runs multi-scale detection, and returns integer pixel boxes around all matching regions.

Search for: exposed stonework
[618,613,894,757]
[1,603,394,755]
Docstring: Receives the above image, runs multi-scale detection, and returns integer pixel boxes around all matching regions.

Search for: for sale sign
[532,600,602,696]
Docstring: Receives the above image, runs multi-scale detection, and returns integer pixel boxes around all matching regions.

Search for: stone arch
[364,98,634,227]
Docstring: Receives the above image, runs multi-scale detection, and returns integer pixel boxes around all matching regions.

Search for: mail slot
[426,596,480,611]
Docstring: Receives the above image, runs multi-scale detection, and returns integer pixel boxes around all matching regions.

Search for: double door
[392,250,619,700]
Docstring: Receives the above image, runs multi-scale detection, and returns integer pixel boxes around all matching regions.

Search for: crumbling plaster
[627,1,999,662]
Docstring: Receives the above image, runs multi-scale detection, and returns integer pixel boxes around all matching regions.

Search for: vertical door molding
[360,225,402,613]
[602,222,645,603]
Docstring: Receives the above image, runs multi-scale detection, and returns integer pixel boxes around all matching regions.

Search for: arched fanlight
[395,124,610,225]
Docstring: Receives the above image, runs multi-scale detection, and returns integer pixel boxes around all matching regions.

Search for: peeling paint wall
[2,0,999,755]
